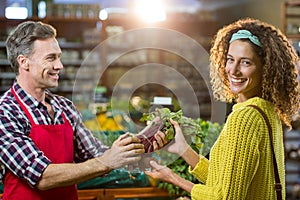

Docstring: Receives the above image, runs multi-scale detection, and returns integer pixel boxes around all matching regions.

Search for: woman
[145,18,300,199]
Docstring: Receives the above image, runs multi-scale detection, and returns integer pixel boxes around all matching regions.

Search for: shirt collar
[12,81,58,110]
[12,81,40,109]
[12,81,64,123]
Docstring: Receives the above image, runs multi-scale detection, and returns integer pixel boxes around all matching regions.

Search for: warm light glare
[5,7,28,19]
[98,7,128,21]
[99,9,108,20]
[131,96,142,107]
[38,1,46,18]
[134,0,166,22]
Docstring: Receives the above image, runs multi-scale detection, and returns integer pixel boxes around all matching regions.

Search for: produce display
[137,108,204,153]
[146,109,223,197]
[83,111,125,132]
[82,106,223,197]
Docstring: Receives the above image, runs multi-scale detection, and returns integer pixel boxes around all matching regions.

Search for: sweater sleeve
[188,155,209,184]
[190,107,263,199]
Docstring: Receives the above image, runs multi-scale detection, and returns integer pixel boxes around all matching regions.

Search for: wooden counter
[0,187,170,200]
[77,187,170,200]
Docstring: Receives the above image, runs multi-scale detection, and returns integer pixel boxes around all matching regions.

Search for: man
[0,21,165,200]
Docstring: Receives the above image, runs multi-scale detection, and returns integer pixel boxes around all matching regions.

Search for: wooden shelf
[282,1,300,36]
[286,34,300,39]
[77,187,170,200]
[285,1,300,6]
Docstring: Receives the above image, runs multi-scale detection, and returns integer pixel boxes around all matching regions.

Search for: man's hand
[37,133,144,190]
[97,133,145,170]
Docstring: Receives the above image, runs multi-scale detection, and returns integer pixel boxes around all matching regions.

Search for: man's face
[27,37,63,89]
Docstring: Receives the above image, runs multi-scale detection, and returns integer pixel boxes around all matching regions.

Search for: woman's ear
[17,54,29,71]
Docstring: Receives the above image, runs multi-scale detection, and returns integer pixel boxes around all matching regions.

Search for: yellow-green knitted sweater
[190,97,285,199]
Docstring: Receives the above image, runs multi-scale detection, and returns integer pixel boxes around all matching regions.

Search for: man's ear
[17,55,29,71]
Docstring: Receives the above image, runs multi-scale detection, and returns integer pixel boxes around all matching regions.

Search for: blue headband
[229,29,262,47]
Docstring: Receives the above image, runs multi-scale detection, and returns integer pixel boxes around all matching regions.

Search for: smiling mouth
[49,72,59,79]
[230,78,246,83]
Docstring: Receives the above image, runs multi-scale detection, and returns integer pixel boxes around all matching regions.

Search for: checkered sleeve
[0,104,51,186]
[57,97,109,162]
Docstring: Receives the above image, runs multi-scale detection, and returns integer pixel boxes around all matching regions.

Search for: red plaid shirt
[0,81,108,186]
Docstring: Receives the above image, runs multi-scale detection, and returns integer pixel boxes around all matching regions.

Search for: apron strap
[11,87,36,125]
[11,87,68,126]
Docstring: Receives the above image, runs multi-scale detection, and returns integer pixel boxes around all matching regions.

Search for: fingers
[152,140,159,152]
[144,160,169,180]
[100,144,144,169]
[115,132,141,146]
[169,119,185,138]
[153,131,166,150]
[123,142,145,153]
[110,136,145,160]
[117,132,131,141]
[119,133,144,151]
[149,160,163,170]
[169,119,180,131]
[100,131,150,169]
[144,160,159,175]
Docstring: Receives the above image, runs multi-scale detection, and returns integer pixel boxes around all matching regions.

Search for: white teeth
[231,78,243,83]
[49,73,59,79]
[49,72,59,76]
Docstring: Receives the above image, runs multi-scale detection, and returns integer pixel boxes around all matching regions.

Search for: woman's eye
[241,60,250,65]
[226,57,234,63]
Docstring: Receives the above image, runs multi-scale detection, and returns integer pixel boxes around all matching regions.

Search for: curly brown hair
[210,18,300,127]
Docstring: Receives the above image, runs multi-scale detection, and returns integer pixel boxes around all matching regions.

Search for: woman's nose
[228,62,240,75]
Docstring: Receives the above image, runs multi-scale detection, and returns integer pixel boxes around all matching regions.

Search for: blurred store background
[0,0,300,199]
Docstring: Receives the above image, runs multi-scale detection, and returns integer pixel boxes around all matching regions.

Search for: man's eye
[47,57,55,61]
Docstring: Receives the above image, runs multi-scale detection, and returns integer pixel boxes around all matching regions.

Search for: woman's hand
[168,119,200,168]
[144,160,175,183]
[145,160,194,193]
[167,119,190,155]
[152,130,168,151]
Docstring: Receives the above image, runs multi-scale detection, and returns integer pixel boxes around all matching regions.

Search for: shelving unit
[282,1,300,39]
[99,13,218,120]
[281,1,300,199]
[0,2,219,198]
[0,17,101,99]
[281,1,300,55]
[285,128,300,199]
[0,5,219,122]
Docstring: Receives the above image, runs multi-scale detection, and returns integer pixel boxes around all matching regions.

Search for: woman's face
[225,40,263,102]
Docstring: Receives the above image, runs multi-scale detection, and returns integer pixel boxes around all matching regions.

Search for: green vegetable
[138,108,223,197]
[137,108,204,153]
